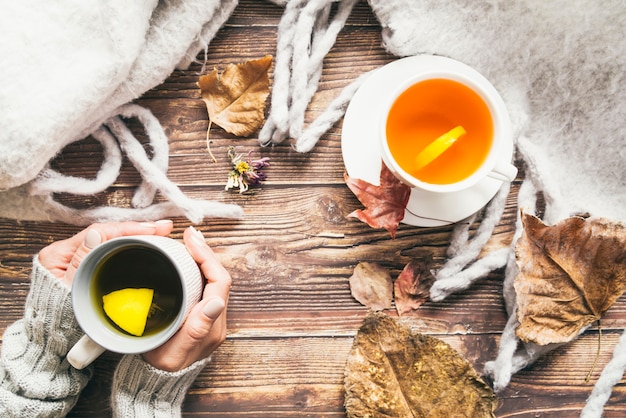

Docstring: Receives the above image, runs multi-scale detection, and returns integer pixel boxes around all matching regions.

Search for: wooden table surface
[1,1,624,416]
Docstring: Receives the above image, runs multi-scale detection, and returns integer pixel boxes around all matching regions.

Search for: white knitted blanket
[0,0,243,224]
[259,1,626,416]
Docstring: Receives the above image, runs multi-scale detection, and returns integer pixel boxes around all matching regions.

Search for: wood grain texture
[0,1,624,417]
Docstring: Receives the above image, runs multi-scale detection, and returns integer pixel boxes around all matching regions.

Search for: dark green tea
[91,245,183,336]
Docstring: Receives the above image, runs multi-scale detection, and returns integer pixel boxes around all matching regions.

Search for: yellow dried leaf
[514,212,626,345]
[198,55,272,137]
[345,311,497,418]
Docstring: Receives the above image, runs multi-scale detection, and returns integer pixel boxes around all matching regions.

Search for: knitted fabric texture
[0,0,243,225]
[260,0,626,416]
[0,257,92,416]
[259,0,361,150]
[111,354,210,418]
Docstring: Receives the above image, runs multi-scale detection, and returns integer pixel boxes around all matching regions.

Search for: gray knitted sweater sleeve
[0,256,92,417]
[1,256,211,417]
[111,355,209,418]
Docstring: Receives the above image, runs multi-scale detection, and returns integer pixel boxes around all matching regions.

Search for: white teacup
[67,235,203,369]
[379,56,517,194]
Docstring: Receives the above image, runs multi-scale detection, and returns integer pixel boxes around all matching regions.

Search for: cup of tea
[67,235,203,369]
[379,56,517,193]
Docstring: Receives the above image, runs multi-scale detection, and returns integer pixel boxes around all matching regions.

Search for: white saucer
[341,55,514,227]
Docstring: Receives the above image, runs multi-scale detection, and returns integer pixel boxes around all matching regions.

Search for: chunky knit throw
[0,0,243,225]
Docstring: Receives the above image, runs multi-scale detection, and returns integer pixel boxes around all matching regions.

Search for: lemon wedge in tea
[415,125,466,171]
[102,288,154,336]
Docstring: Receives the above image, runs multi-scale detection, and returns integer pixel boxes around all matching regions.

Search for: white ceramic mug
[67,235,203,370]
[379,56,517,194]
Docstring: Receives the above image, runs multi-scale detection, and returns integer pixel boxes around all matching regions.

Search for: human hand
[142,226,230,372]
[38,220,174,288]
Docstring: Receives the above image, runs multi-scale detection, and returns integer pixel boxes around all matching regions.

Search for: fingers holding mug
[68,230,202,370]
[141,227,231,372]
[184,226,232,300]
[64,220,174,285]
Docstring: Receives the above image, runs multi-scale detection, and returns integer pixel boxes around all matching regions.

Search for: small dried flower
[225,146,270,193]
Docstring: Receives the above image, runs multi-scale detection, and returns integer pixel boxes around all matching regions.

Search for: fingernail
[202,298,225,319]
[189,226,206,246]
[156,219,173,226]
[84,229,102,249]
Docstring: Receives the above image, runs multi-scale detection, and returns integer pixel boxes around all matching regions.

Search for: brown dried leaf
[345,311,497,418]
[349,262,393,311]
[344,164,411,239]
[514,212,626,345]
[198,55,272,137]
[394,260,435,316]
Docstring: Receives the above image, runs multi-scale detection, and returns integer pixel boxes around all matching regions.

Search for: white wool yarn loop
[483,313,521,392]
[294,71,371,153]
[429,248,509,302]
[288,0,358,140]
[260,0,359,149]
[29,127,122,196]
[116,104,170,208]
[285,0,323,140]
[105,110,242,224]
[430,182,512,301]
[259,0,306,146]
[15,104,244,226]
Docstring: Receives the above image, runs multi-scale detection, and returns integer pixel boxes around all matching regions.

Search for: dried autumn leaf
[344,164,411,239]
[514,212,626,346]
[198,55,272,137]
[394,260,435,316]
[345,311,497,418]
[349,262,393,311]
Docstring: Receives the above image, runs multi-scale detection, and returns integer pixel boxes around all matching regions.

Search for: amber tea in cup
[385,78,493,185]
[379,57,517,194]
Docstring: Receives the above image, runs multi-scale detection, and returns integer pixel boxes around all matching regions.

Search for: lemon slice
[415,125,466,171]
[102,288,154,336]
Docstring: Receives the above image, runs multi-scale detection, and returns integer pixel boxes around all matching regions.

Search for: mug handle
[67,335,106,370]
[488,160,518,183]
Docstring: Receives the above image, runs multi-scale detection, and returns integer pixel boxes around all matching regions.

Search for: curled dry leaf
[344,164,411,239]
[345,311,497,418]
[514,212,626,345]
[349,262,393,311]
[198,55,272,137]
[394,259,435,316]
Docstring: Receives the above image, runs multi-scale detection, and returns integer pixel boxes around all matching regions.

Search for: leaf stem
[585,320,602,383]
[206,120,217,163]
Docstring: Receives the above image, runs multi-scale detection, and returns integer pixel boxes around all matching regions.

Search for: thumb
[64,228,102,285]
[142,296,227,372]
[201,297,226,320]
[183,297,226,341]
